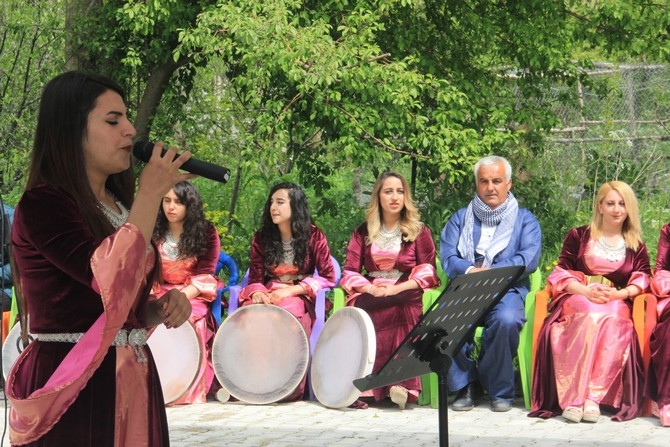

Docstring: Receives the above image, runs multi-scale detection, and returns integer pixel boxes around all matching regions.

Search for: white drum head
[311,307,376,408]
[212,305,309,404]
[2,323,32,381]
[148,321,201,404]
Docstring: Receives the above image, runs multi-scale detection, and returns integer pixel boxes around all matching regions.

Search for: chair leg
[418,374,432,405]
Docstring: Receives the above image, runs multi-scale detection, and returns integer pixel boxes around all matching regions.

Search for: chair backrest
[316,255,341,286]
[213,252,240,325]
[215,251,239,290]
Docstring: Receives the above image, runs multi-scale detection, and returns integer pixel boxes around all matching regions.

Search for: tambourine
[147,320,202,404]
[212,305,309,404]
[310,307,376,408]
[2,322,32,381]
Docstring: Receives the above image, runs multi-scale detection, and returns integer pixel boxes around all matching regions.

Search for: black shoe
[452,383,481,411]
[490,400,512,412]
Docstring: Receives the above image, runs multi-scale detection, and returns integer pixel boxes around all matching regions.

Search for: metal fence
[540,63,670,210]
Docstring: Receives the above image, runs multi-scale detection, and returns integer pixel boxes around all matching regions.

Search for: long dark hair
[259,182,313,268]
[153,181,213,258]
[26,71,135,240]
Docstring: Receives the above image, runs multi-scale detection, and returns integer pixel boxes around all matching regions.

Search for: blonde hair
[589,181,642,251]
[365,171,423,244]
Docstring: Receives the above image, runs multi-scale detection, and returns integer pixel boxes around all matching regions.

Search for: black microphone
[132,140,231,184]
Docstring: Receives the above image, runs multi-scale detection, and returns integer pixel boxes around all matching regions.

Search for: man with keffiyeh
[440,155,541,413]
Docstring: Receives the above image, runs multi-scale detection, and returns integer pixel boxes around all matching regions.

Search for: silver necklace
[163,231,180,260]
[594,235,626,262]
[375,223,401,250]
[98,192,129,229]
[281,239,294,265]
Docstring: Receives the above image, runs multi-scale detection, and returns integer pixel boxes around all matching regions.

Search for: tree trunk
[133,58,188,140]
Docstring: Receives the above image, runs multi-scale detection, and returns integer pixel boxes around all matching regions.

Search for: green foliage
[0,0,65,200]
[3,0,670,276]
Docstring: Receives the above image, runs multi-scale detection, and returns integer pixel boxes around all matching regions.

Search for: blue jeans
[446,288,527,402]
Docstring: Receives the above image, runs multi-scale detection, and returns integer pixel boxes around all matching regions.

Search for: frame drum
[147,320,201,404]
[2,323,31,381]
[212,305,309,404]
[310,307,376,408]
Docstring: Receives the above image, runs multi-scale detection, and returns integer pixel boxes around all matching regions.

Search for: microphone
[132,140,231,184]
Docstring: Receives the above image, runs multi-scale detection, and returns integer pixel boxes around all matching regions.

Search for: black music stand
[353,265,525,447]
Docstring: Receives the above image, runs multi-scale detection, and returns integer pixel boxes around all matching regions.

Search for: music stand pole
[430,354,452,447]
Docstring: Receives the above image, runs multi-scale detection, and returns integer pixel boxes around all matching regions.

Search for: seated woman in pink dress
[530,181,650,423]
[239,182,336,401]
[340,171,439,410]
[152,180,223,404]
[646,222,670,426]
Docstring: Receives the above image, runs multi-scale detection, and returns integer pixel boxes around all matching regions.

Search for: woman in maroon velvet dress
[7,71,192,446]
[647,222,670,426]
[152,181,223,404]
[340,171,439,410]
[530,181,650,423]
[239,182,336,401]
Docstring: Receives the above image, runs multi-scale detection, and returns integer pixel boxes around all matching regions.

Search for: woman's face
[162,189,187,224]
[598,189,628,229]
[379,176,405,220]
[82,90,136,179]
[269,189,292,227]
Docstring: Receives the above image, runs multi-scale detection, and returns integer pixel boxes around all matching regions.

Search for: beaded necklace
[281,239,295,265]
[162,231,180,260]
[593,235,626,262]
[374,223,402,250]
[98,192,129,229]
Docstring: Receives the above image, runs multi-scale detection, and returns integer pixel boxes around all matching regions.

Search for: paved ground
[2,394,668,446]
[164,396,667,447]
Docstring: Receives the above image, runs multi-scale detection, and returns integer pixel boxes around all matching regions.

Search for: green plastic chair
[425,268,542,409]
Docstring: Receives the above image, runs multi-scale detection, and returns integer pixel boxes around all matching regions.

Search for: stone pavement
[2,394,668,446]
[164,397,668,447]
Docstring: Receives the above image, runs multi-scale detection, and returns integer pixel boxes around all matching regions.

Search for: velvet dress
[153,224,222,404]
[530,226,650,421]
[7,185,168,446]
[647,222,670,423]
[340,224,439,402]
[239,224,336,401]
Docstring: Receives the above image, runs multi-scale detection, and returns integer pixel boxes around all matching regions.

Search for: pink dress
[548,241,649,410]
[8,184,168,446]
[646,222,670,420]
[239,225,336,401]
[153,224,222,404]
[530,225,651,421]
[340,224,439,402]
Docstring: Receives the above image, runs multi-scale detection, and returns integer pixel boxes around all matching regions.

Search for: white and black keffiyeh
[457,192,519,267]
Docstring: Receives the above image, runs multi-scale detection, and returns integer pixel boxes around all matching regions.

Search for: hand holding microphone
[133,140,231,184]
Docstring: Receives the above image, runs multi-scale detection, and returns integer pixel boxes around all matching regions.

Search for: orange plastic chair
[532,286,657,415]
[1,310,9,344]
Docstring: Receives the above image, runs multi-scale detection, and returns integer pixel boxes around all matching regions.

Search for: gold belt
[586,275,613,287]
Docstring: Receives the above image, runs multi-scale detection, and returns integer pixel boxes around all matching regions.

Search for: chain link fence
[535,63,670,250]
[541,63,670,205]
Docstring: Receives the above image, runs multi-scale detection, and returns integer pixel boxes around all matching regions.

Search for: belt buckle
[128,328,147,346]
[115,330,129,346]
